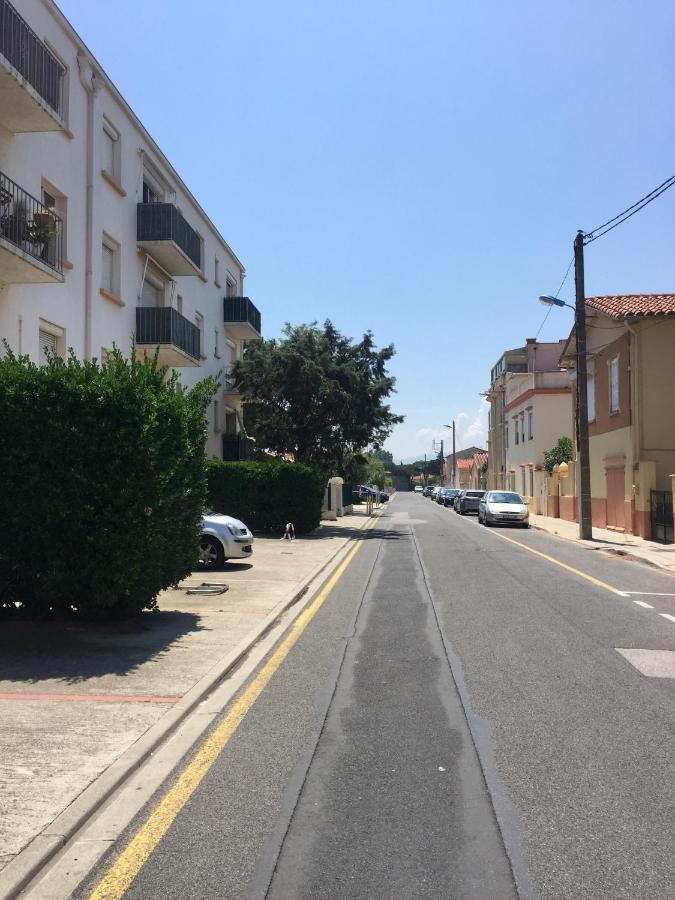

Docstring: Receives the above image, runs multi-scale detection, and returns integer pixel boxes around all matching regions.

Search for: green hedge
[206,460,325,534]
[0,348,216,619]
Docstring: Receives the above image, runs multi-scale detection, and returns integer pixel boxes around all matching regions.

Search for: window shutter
[39,330,57,365]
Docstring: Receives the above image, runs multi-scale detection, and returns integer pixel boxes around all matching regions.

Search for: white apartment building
[0,0,261,460]
[503,368,573,513]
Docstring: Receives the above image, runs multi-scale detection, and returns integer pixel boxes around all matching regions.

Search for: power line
[584,173,675,244]
[534,255,574,339]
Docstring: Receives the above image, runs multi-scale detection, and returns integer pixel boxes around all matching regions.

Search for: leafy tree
[233,321,403,474]
[372,448,394,468]
[543,436,574,475]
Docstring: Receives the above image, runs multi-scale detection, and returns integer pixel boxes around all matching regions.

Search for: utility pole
[452,419,456,487]
[440,439,444,485]
[423,453,427,487]
[574,230,593,540]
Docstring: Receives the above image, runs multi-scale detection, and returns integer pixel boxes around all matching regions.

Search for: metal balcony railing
[0,0,65,117]
[222,434,254,461]
[135,307,200,361]
[223,296,261,335]
[137,203,201,270]
[0,169,63,274]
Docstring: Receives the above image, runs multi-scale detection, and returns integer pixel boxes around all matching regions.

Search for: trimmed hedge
[206,460,325,534]
[0,348,216,619]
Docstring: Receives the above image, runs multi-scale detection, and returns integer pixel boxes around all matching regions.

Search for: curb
[529,523,675,575]
[0,511,379,900]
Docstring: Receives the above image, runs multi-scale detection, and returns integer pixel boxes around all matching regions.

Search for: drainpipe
[77,54,100,360]
[625,321,641,467]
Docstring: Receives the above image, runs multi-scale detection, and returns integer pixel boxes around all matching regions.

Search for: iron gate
[650,490,674,544]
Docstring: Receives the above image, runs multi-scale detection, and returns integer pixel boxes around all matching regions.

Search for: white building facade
[503,369,573,513]
[0,0,261,459]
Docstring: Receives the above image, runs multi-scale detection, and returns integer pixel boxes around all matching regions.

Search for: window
[176,294,183,315]
[102,118,120,182]
[38,322,63,365]
[587,371,596,421]
[521,415,525,443]
[214,328,221,358]
[100,235,119,297]
[528,411,533,440]
[505,423,509,449]
[143,180,159,204]
[521,468,526,496]
[41,181,67,262]
[195,313,205,359]
[609,357,619,413]
[529,467,534,497]
[215,257,221,287]
[141,273,164,306]
[224,411,237,435]
[514,420,519,445]
[226,278,237,297]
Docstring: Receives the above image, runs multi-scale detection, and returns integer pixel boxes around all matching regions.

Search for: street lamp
[444,421,456,486]
[538,230,593,540]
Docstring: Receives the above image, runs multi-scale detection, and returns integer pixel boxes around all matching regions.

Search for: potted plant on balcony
[25,209,57,260]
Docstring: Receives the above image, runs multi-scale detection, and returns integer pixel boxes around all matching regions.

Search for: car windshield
[489,492,523,504]
[466,491,484,497]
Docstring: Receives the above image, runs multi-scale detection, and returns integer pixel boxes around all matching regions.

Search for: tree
[233,321,403,473]
[372,448,394,468]
[543,436,574,475]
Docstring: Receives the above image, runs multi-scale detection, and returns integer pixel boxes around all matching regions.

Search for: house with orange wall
[560,293,675,541]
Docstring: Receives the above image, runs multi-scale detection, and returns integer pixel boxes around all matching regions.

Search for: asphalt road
[79,493,675,900]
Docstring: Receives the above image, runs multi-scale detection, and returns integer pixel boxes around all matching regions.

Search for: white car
[478,491,529,527]
[198,514,254,568]
[414,485,424,493]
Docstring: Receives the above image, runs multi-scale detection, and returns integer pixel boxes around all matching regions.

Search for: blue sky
[59,0,675,461]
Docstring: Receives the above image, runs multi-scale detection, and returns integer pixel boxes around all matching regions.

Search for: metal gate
[650,490,674,544]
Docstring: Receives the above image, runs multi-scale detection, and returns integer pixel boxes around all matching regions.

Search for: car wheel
[522,522,530,529]
[198,535,224,569]
[484,515,491,527]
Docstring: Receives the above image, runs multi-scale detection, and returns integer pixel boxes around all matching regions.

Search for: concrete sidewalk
[529,513,675,574]
[0,510,377,883]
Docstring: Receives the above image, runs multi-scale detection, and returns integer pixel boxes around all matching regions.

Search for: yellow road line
[89,527,371,900]
[486,527,625,596]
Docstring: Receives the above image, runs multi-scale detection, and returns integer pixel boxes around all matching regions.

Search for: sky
[58,0,675,462]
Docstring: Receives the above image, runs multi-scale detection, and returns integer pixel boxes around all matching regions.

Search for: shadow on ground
[0,611,205,685]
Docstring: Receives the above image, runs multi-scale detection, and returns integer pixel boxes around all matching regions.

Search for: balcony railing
[222,435,254,461]
[0,0,65,118]
[223,296,262,338]
[0,169,63,274]
[137,203,201,272]
[136,307,200,362]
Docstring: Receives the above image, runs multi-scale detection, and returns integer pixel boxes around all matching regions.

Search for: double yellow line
[90,529,370,899]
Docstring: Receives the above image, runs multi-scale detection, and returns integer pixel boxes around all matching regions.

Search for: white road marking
[659,613,675,623]
[616,648,675,678]
[624,591,675,597]
[633,600,654,609]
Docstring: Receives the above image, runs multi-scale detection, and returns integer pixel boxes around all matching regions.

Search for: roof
[586,294,675,319]
[457,458,473,470]
[471,452,488,468]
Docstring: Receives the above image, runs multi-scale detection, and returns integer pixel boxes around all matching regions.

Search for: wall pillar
[634,461,656,539]
[328,476,344,518]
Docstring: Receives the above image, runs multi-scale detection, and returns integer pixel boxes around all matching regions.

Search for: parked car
[453,490,466,511]
[198,514,254,568]
[430,486,442,501]
[414,485,424,494]
[423,485,434,497]
[358,485,390,502]
[456,489,486,515]
[478,491,529,527]
[441,488,461,507]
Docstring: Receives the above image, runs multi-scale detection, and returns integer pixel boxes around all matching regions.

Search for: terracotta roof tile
[457,458,473,470]
[586,293,675,319]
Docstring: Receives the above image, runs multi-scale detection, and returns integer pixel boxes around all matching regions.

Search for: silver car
[199,514,254,568]
[478,491,529,527]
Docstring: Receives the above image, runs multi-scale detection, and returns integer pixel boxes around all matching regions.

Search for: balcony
[223,296,261,340]
[137,203,202,276]
[0,170,63,283]
[222,365,240,397]
[135,307,200,367]
[222,434,254,461]
[0,0,65,132]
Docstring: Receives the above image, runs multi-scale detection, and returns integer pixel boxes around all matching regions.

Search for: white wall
[0,0,253,459]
